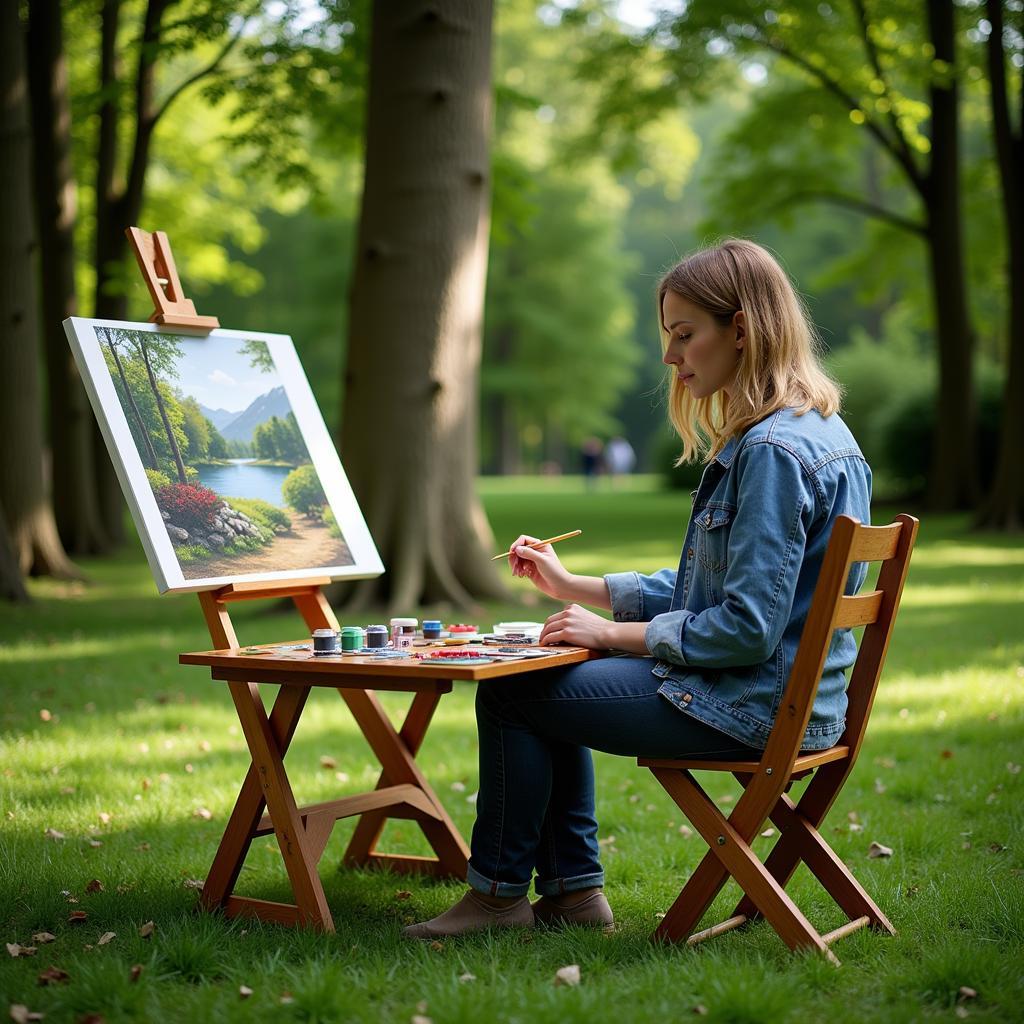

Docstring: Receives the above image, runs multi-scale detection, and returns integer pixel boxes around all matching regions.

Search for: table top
[179,639,602,683]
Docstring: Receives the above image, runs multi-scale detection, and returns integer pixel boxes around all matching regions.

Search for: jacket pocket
[694,504,734,608]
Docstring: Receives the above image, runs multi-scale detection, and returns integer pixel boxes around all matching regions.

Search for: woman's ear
[733,310,746,350]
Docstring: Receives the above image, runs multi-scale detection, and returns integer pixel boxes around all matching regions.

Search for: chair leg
[734,792,895,935]
[654,847,734,943]
[652,768,834,959]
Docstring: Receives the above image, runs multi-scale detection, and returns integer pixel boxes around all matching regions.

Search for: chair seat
[637,744,850,775]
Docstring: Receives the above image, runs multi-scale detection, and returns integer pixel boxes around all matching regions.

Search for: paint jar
[395,624,416,650]
[389,617,418,645]
[312,628,340,656]
[340,626,365,652]
[422,619,443,639]
[365,624,389,649]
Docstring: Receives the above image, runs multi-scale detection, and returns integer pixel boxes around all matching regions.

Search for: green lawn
[2,476,1022,1022]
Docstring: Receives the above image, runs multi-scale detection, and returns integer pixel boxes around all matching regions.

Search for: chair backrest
[760,513,919,773]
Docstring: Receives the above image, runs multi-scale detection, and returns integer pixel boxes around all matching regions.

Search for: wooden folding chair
[639,513,918,963]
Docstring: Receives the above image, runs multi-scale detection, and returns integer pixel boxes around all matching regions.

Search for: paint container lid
[493,621,543,637]
[422,620,442,630]
[366,624,388,633]
[340,626,364,636]
[389,617,419,627]
[312,628,337,637]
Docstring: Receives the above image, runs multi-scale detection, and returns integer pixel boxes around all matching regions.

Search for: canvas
[64,318,383,593]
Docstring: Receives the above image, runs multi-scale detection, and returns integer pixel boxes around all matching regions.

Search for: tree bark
[922,0,977,510]
[137,337,187,483]
[976,0,1024,529]
[0,498,30,602]
[0,0,82,581]
[337,0,507,612]
[103,329,160,470]
[26,0,110,555]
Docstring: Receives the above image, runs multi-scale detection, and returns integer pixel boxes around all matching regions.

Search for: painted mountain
[217,386,291,442]
[197,404,239,432]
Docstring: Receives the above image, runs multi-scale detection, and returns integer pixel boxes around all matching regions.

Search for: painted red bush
[155,483,223,533]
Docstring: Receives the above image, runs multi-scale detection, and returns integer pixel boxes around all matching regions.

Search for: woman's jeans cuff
[534,870,605,898]
[466,862,531,899]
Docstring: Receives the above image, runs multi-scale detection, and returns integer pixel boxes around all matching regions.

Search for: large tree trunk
[0,498,30,602]
[0,1,81,581]
[976,0,1024,530]
[337,0,507,612]
[922,0,977,511]
[26,0,110,555]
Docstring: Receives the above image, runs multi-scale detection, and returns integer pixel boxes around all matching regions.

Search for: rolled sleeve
[604,567,677,622]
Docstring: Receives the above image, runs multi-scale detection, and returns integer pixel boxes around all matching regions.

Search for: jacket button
[687,548,694,559]
[682,693,692,703]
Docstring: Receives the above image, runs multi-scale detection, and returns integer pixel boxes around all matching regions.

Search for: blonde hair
[658,238,841,463]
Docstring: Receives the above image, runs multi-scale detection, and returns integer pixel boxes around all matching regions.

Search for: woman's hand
[506,535,574,601]
[539,603,613,649]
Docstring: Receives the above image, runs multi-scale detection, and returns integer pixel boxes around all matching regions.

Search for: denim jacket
[605,408,871,750]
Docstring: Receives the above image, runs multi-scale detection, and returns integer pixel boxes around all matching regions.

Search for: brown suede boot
[402,889,534,939]
[532,890,614,928]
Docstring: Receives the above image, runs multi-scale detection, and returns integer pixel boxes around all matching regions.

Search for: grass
[1,475,1022,1023]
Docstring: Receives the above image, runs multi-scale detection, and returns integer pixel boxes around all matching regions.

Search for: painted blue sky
[162,335,281,414]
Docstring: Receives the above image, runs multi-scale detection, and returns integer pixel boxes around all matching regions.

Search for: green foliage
[281,464,326,514]
[144,468,172,491]
[179,397,211,462]
[321,504,341,538]
[224,496,290,534]
[252,412,309,465]
[654,429,707,492]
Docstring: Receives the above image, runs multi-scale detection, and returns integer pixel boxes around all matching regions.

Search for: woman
[404,238,871,938]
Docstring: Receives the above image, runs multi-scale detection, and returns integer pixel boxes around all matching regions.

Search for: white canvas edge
[63,316,385,594]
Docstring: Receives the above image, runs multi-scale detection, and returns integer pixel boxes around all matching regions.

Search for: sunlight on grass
[2,484,1022,1022]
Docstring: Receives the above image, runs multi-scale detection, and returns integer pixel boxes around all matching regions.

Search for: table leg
[340,686,469,878]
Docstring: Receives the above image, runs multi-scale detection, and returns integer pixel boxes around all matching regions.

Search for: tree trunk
[26,0,110,555]
[104,330,160,470]
[337,0,506,612]
[0,1,81,581]
[976,0,1024,529]
[0,498,30,602]
[138,337,187,483]
[922,0,977,511]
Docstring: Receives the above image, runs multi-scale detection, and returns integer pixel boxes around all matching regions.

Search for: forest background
[2,0,1021,606]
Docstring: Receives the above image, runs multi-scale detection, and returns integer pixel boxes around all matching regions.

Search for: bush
[282,465,327,514]
[225,497,291,534]
[321,504,342,538]
[154,483,223,532]
[882,363,1004,496]
[654,429,709,492]
[145,468,172,491]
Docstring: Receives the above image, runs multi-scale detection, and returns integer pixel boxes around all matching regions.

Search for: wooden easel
[126,228,469,931]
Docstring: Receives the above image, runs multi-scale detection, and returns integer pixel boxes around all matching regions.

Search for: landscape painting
[64,318,383,593]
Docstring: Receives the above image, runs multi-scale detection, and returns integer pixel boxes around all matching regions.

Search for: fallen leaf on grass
[760,828,775,838]
[874,779,886,795]
[193,807,212,821]
[31,934,55,945]
[450,780,466,792]
[44,829,65,841]
[319,755,337,770]
[954,1008,969,1020]
[85,879,103,894]
[849,822,864,833]
[39,710,52,722]
[554,964,581,987]
[97,813,112,825]
[198,740,211,752]
[129,965,143,983]
[279,993,294,1005]
[60,787,75,796]
[458,972,476,983]
[6,944,36,958]
[68,911,88,924]
[9,1006,45,1023]
[334,771,349,783]
[239,986,253,1000]
[183,879,204,891]
[138,921,155,939]
[394,890,412,901]
[411,1016,433,1024]
[1008,763,1021,775]
[678,826,692,838]
[692,1006,709,1017]
[87,840,102,849]
[429,940,443,952]
[37,966,70,986]
[958,987,978,1001]
[940,749,954,759]
[97,933,115,946]
[867,842,893,859]
[77,1015,105,1024]
[136,843,150,852]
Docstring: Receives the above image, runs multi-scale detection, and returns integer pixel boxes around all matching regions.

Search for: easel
[126,228,469,931]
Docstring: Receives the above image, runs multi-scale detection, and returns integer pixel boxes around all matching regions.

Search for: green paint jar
[341,626,365,652]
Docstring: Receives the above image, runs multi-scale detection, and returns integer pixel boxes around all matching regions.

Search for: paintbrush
[491,530,582,561]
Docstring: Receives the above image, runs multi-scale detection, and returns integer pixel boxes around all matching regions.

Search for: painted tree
[0,0,80,584]
[131,334,188,484]
[101,328,160,470]
[976,1,1023,530]
[338,0,506,611]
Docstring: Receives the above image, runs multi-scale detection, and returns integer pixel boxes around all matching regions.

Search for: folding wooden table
[179,588,597,932]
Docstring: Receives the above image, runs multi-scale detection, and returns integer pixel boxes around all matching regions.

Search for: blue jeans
[466,656,759,898]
